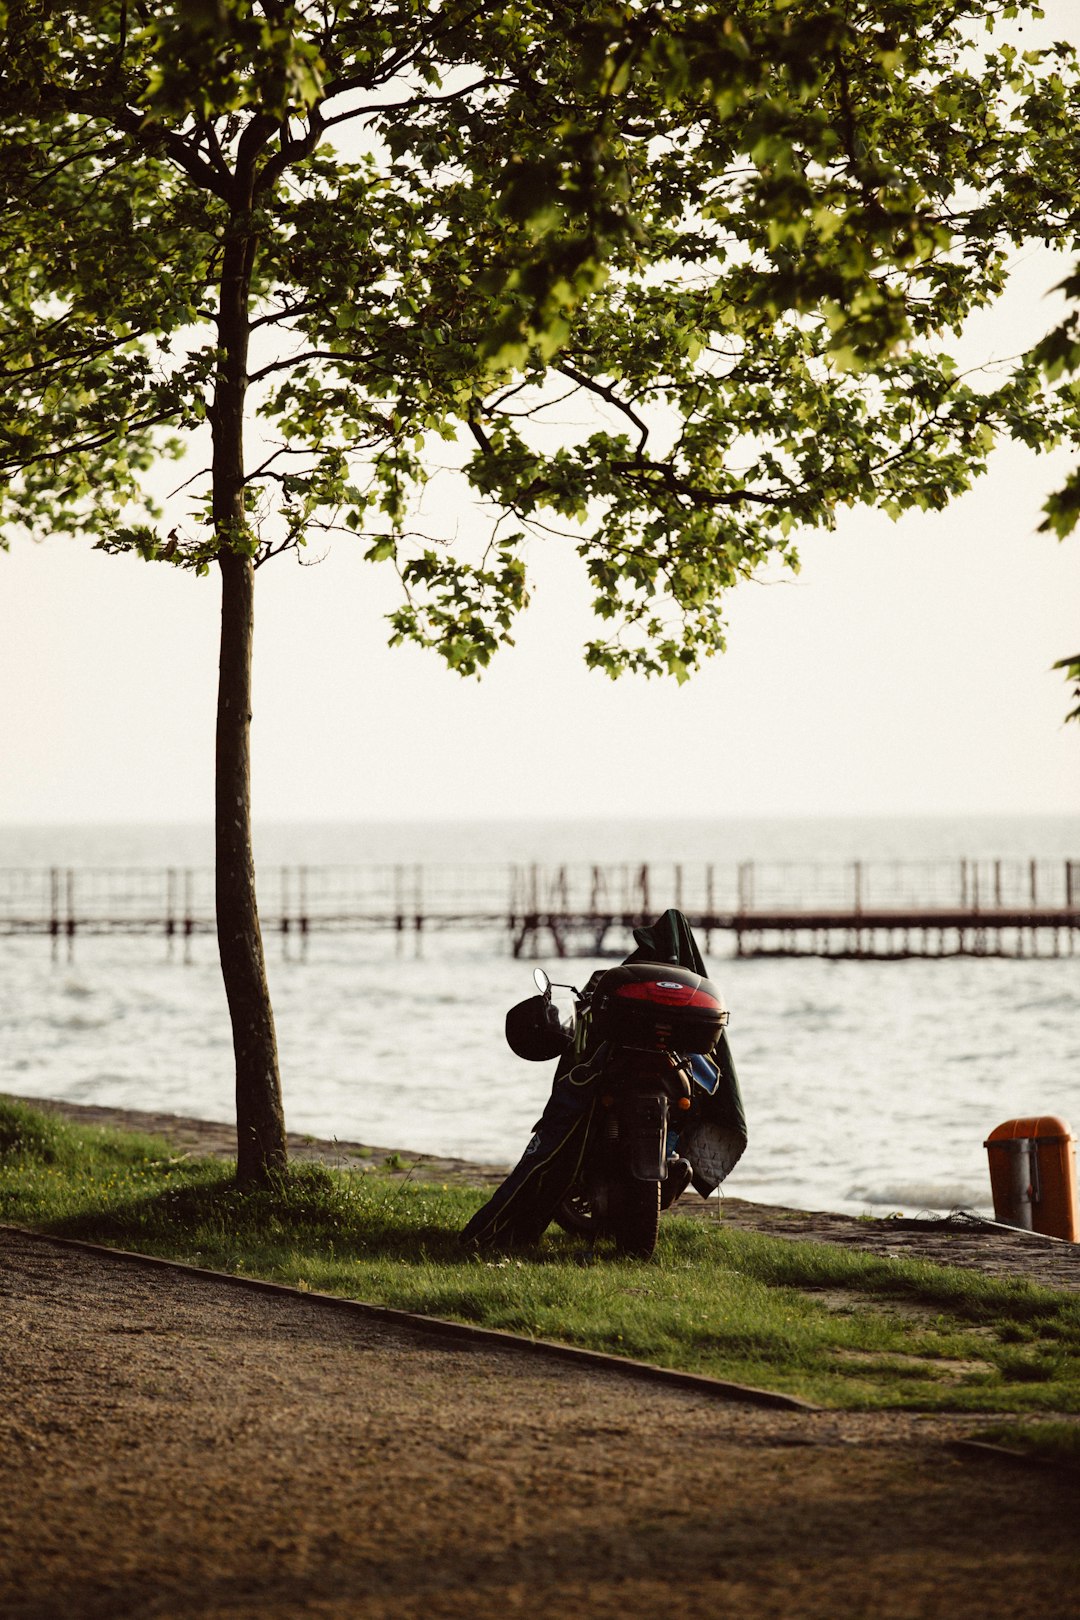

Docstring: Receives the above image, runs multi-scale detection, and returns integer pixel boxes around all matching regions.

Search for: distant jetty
[1,859,1077,961]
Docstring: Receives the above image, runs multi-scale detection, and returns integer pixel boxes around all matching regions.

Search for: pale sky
[3,18,1079,827]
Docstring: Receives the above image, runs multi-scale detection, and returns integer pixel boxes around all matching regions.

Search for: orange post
[984,1116,1079,1241]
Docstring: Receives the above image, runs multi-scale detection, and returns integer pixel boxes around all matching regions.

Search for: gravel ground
[3,1097,1080,1619]
[3,1225,1080,1620]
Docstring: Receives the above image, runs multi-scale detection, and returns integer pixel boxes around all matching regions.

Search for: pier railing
[1,859,1076,959]
[509,857,1077,917]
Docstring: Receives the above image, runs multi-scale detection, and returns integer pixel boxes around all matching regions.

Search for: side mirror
[533,967,551,996]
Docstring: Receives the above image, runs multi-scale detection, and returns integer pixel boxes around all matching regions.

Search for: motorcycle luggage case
[591,962,727,1054]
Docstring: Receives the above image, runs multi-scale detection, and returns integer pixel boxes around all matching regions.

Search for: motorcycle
[461,910,747,1260]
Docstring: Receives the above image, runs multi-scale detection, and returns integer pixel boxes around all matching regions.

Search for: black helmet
[505,994,569,1061]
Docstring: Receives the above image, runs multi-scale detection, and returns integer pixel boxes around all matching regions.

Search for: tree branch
[249,297,319,332]
[468,415,493,455]
[555,362,651,454]
[321,77,504,126]
[0,409,180,476]
[255,106,326,195]
[247,347,374,383]
[108,104,234,202]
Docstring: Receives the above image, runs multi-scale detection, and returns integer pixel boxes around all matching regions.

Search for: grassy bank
[3,1098,1079,1416]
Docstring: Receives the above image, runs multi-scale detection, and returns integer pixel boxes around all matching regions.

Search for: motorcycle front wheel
[613,1177,661,1260]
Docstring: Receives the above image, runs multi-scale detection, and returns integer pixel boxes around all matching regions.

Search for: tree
[1033,261,1080,720]
[2,1,1078,1180]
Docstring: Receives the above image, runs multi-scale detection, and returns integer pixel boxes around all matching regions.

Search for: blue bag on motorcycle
[461,910,747,1252]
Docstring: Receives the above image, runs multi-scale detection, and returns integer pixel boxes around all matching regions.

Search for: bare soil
[2,1098,1079,1619]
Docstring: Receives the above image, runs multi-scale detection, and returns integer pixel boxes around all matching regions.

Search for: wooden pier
[0,859,1077,961]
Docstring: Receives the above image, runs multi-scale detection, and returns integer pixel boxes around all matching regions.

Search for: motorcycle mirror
[532,967,551,995]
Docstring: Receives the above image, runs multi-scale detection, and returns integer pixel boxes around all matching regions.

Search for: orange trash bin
[984,1116,1079,1241]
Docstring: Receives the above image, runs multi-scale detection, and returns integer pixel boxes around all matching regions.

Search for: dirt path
[2,1226,1079,1620]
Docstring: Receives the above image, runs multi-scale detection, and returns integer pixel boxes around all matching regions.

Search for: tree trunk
[212,200,287,1185]
[215,547,286,1184]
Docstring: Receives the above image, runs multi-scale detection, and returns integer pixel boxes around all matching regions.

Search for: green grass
[3,1098,1080,1415]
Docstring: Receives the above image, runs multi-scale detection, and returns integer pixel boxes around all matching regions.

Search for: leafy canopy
[2,0,1080,680]
[1032,260,1080,720]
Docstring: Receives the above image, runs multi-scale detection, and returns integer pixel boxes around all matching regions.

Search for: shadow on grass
[45,1161,482,1269]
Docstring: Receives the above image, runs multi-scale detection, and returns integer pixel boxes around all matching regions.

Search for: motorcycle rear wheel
[613,1177,661,1260]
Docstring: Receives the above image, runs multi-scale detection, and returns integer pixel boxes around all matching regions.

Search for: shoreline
[4,1092,1079,1292]
[4,1092,511,1188]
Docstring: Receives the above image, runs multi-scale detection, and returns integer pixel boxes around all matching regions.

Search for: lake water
[2,814,1078,1216]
